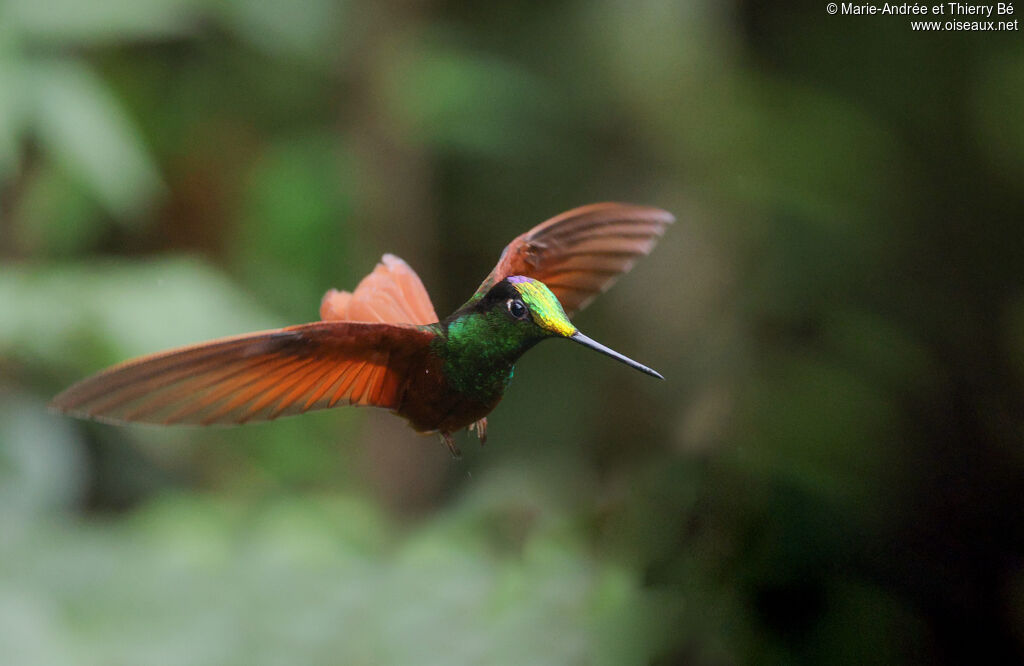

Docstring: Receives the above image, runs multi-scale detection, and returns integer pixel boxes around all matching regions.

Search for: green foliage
[384,44,556,158]
[0,0,178,215]
[0,258,278,369]
[0,436,653,665]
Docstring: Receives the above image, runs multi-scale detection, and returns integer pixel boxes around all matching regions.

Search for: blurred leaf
[0,393,87,524]
[0,56,25,180]
[13,164,105,256]
[0,590,77,666]
[9,0,195,45]
[0,478,655,666]
[216,0,345,60]
[384,44,556,157]
[235,132,356,319]
[30,60,163,220]
[0,257,280,372]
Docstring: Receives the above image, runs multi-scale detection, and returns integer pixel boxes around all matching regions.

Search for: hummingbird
[51,203,672,456]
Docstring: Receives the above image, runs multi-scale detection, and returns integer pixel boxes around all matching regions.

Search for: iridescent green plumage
[437,278,573,401]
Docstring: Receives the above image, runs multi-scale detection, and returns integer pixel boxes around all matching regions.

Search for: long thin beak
[569,331,664,380]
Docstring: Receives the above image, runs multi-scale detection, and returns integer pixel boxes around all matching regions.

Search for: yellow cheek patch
[510,278,577,338]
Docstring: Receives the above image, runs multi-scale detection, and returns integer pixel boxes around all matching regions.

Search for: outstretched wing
[50,322,435,426]
[321,254,438,325]
[475,203,674,317]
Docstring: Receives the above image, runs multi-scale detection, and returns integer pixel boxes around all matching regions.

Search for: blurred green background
[2,0,1024,664]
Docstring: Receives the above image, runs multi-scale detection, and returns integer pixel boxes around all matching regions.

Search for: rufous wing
[321,254,438,325]
[50,322,435,426]
[475,203,674,317]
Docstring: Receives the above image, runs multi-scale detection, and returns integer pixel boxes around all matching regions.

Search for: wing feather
[269,362,338,419]
[302,364,351,411]
[476,203,673,316]
[50,322,435,426]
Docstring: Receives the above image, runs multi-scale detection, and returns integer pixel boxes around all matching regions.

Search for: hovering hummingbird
[52,203,672,456]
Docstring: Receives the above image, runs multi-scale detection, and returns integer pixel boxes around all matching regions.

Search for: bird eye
[507,298,527,319]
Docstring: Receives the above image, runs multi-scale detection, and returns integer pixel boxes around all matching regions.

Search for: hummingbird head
[474,276,663,379]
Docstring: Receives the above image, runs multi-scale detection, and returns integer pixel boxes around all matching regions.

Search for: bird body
[52,203,673,455]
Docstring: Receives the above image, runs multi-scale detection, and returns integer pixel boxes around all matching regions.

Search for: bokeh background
[2,1,1023,664]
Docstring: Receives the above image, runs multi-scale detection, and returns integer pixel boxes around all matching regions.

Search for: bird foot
[469,418,488,445]
[440,431,462,459]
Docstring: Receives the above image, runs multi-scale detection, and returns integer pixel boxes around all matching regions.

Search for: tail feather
[320,254,438,325]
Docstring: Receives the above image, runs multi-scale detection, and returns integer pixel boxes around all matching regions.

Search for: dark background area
[1,1,1023,663]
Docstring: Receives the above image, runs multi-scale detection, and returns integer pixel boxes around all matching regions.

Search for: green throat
[435,312,541,401]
